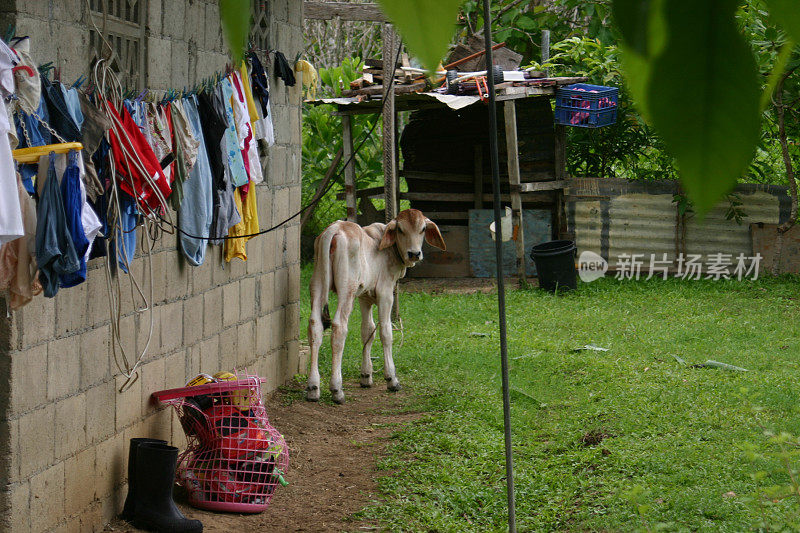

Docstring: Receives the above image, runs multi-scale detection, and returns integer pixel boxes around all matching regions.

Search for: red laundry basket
[152,373,289,513]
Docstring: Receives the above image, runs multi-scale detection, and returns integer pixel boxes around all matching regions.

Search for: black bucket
[530,240,577,293]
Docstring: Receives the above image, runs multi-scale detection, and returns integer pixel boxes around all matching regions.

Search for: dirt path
[107,380,417,532]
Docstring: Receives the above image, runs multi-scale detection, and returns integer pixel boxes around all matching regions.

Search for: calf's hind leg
[329,292,355,404]
[306,289,326,401]
[359,297,376,387]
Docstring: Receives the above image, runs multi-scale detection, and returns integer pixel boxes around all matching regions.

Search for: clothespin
[72,75,86,89]
[135,88,148,102]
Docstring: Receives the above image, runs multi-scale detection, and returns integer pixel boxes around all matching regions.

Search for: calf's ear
[379,220,397,250]
[424,219,446,250]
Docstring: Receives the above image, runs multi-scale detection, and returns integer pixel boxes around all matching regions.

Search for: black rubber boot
[121,438,167,521]
[133,443,203,533]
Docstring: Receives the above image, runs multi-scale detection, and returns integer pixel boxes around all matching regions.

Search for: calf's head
[379,209,446,267]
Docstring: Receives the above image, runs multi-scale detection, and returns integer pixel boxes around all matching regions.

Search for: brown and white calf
[306,209,446,404]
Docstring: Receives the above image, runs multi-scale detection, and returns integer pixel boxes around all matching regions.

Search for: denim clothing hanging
[58,150,90,288]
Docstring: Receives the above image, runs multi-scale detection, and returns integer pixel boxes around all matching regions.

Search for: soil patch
[106,380,417,532]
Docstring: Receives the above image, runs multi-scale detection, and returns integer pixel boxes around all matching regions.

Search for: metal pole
[482,1,516,531]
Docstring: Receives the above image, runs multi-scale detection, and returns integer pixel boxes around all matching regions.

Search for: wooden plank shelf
[515,180,569,193]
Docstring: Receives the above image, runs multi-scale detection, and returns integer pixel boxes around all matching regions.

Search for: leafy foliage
[376,0,464,71]
[218,0,250,64]
[302,59,384,240]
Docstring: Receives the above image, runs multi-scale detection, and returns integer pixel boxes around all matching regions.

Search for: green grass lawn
[298,266,800,531]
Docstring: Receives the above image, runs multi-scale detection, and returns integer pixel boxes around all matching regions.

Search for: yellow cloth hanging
[240,61,260,124]
[295,59,318,99]
[225,182,259,262]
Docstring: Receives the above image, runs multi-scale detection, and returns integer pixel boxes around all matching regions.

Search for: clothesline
[0,33,303,389]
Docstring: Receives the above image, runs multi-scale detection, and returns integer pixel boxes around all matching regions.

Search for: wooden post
[342,115,357,222]
[474,144,483,210]
[554,124,566,239]
[382,24,398,223]
[504,100,526,281]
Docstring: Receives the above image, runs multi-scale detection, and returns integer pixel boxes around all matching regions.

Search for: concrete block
[148,251,167,305]
[185,346,201,382]
[204,2,223,51]
[284,302,299,343]
[147,36,172,95]
[85,270,109,327]
[2,480,30,533]
[136,307,161,359]
[163,0,185,40]
[95,433,125,503]
[229,257,247,279]
[191,259,213,294]
[29,462,65,533]
[273,267,289,309]
[255,315,270,356]
[10,343,48,416]
[288,0,303,24]
[287,339,302,376]
[259,271,275,316]
[141,410,171,443]
[203,287,223,335]
[273,0,288,23]
[64,447,96,516]
[118,314,136,362]
[166,256,191,301]
[245,235,264,275]
[78,501,103,533]
[54,394,87,461]
[198,336,220,374]
[79,324,110,388]
[85,381,115,444]
[186,3,206,52]
[18,293,55,348]
[147,0,163,35]
[218,327,238,371]
[271,308,286,352]
[261,231,277,274]
[47,336,81,400]
[182,295,204,346]
[240,277,256,321]
[236,321,254,368]
[159,301,184,354]
[140,357,166,414]
[222,282,240,328]
[163,351,187,391]
[115,373,142,431]
[287,261,301,304]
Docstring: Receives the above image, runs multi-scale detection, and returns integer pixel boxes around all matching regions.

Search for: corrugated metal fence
[567,178,791,267]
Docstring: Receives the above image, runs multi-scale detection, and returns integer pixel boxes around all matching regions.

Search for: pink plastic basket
[152,373,289,513]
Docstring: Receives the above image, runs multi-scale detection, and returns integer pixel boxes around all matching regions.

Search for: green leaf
[515,14,537,31]
[377,0,464,72]
[219,0,251,64]
[646,0,761,214]
[767,0,800,43]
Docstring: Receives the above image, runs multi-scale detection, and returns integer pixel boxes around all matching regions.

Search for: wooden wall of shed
[400,97,558,226]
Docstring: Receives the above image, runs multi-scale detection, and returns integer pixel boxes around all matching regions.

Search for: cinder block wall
[0,1,304,531]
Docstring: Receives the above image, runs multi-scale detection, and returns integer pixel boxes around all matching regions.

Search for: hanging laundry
[0,173,42,309]
[59,83,84,131]
[0,39,23,245]
[78,92,111,202]
[249,53,276,147]
[224,181,259,262]
[42,77,81,142]
[240,61,267,146]
[14,94,51,193]
[273,51,296,86]
[114,192,139,274]
[103,98,171,215]
[57,150,90,288]
[219,78,249,188]
[35,153,80,298]
[231,71,262,184]
[178,95,213,266]
[10,37,40,114]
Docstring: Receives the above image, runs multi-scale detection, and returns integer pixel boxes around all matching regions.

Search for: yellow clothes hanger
[12,142,84,164]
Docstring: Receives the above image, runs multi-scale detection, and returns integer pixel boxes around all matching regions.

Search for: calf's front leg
[377,289,401,392]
